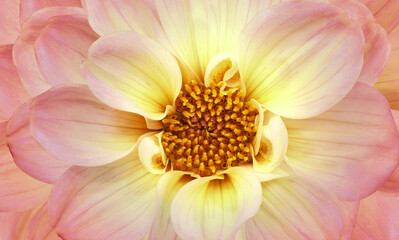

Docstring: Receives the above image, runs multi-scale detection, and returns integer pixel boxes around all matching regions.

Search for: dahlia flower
[0,0,399,240]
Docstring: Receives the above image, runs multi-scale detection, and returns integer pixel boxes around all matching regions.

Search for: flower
[1,0,399,239]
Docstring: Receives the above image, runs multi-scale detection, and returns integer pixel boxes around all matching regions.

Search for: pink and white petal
[0,207,37,240]
[0,45,30,117]
[284,83,399,201]
[13,7,94,96]
[237,1,364,119]
[34,13,98,88]
[31,84,149,166]
[0,121,51,212]
[149,171,193,240]
[245,177,350,240]
[27,203,61,240]
[19,0,82,25]
[0,0,20,45]
[138,132,168,175]
[253,111,288,174]
[7,99,72,184]
[171,167,262,240]
[352,192,399,240]
[155,0,273,78]
[359,0,399,33]
[48,153,161,240]
[84,32,182,120]
[374,27,399,110]
[333,0,390,86]
[84,0,157,37]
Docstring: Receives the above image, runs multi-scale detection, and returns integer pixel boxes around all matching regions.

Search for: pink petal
[0,45,30,117]
[19,0,82,25]
[333,0,390,86]
[13,7,97,96]
[0,121,51,211]
[31,84,150,166]
[237,1,364,119]
[352,192,399,239]
[48,154,161,239]
[284,83,399,200]
[84,0,157,37]
[7,99,72,184]
[359,0,399,33]
[27,203,61,240]
[245,177,352,240]
[83,32,182,120]
[0,207,36,239]
[0,0,20,45]
[374,27,399,110]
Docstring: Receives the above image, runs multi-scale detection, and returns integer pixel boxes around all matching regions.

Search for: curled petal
[7,99,72,184]
[171,167,262,240]
[284,83,399,200]
[48,153,161,240]
[31,84,149,166]
[138,132,168,174]
[13,7,98,96]
[84,31,182,120]
[237,1,364,119]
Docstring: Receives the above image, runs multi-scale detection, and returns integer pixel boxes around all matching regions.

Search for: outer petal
[245,177,349,240]
[359,0,399,33]
[19,0,82,25]
[27,203,61,240]
[0,207,36,240]
[83,32,182,120]
[31,84,149,166]
[171,167,262,240]
[149,171,193,240]
[378,109,399,194]
[83,0,156,37]
[0,121,51,211]
[374,27,399,110]
[48,153,161,240]
[0,0,20,45]
[155,0,273,78]
[237,1,364,119]
[0,45,30,117]
[284,83,399,200]
[352,192,399,240]
[13,7,97,96]
[7,99,72,183]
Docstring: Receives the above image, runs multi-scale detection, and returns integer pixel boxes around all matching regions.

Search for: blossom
[1,0,399,240]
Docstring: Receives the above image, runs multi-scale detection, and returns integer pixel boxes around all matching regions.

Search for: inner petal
[161,79,259,177]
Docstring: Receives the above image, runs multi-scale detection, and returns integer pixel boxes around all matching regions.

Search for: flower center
[161,80,258,177]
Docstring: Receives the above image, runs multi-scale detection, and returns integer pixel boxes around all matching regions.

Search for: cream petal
[374,27,399,110]
[352,192,399,240]
[84,0,157,37]
[149,171,193,240]
[171,167,262,240]
[237,1,364,119]
[31,84,149,166]
[138,132,168,175]
[84,31,182,120]
[155,0,273,78]
[7,99,72,184]
[284,83,399,200]
[48,153,161,240]
[13,7,96,96]
[252,111,288,174]
[359,0,399,33]
[0,45,30,117]
[19,0,82,25]
[0,121,51,212]
[245,177,349,240]
[0,1,20,45]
